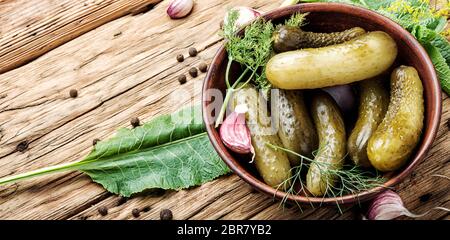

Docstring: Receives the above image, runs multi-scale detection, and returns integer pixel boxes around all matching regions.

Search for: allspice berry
[69,89,78,98]
[199,62,208,73]
[132,208,140,218]
[160,209,173,220]
[130,117,140,128]
[98,206,108,216]
[16,140,29,152]
[189,67,198,78]
[188,47,197,57]
[178,75,187,84]
[176,54,184,62]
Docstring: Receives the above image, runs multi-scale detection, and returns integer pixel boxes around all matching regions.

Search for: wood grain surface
[0,0,162,74]
[0,0,448,220]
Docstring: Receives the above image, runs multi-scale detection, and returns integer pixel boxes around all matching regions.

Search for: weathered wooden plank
[71,175,243,220]
[0,0,449,220]
[0,0,162,74]
[0,0,281,219]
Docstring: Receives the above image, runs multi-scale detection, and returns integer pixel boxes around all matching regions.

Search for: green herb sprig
[267,143,386,212]
[216,10,274,127]
[285,12,309,27]
[216,11,308,127]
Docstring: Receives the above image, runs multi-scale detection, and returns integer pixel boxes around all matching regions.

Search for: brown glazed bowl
[202,3,442,205]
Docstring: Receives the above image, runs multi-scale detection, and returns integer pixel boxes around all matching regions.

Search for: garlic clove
[366,190,425,220]
[219,104,255,158]
[167,0,194,19]
[223,7,263,31]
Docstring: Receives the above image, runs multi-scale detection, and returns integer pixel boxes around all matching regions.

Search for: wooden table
[0,0,448,220]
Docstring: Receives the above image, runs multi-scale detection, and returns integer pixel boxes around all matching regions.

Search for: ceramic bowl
[202,3,442,205]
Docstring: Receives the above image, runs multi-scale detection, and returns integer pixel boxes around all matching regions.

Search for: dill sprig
[284,12,309,27]
[216,10,275,127]
[216,10,308,127]
[267,143,386,213]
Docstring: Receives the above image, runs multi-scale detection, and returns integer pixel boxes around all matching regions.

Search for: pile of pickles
[228,23,424,197]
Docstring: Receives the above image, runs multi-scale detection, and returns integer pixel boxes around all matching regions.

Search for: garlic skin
[323,84,356,113]
[219,105,255,157]
[367,190,422,220]
[167,0,194,19]
[367,190,450,220]
[224,7,262,31]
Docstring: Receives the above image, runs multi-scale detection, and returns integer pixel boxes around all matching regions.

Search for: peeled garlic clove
[219,105,255,157]
[167,0,194,19]
[224,7,262,31]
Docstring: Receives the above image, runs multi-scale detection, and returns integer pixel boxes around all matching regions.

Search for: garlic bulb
[223,7,262,31]
[219,105,255,159]
[167,0,194,19]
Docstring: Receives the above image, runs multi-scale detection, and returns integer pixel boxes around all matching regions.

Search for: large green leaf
[0,106,231,197]
[425,43,450,95]
[409,25,450,95]
[431,34,450,66]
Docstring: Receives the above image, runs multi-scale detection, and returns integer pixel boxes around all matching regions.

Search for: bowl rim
[202,3,442,205]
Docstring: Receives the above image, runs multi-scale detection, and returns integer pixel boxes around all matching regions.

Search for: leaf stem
[0,161,81,186]
[225,58,233,89]
[235,70,257,91]
[214,63,251,128]
[0,132,211,186]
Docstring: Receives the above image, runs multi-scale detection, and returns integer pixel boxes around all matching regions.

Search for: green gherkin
[273,26,366,53]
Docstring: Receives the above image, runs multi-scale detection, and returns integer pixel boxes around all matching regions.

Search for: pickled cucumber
[266,31,398,90]
[276,90,317,165]
[231,85,292,189]
[348,78,389,168]
[306,92,346,196]
[367,66,424,172]
[273,26,366,53]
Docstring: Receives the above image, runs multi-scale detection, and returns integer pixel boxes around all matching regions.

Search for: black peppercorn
[178,75,187,84]
[188,47,197,57]
[419,193,432,202]
[142,206,151,212]
[160,209,173,220]
[176,54,184,62]
[189,67,198,78]
[16,140,29,152]
[93,138,100,146]
[199,62,208,73]
[132,208,140,218]
[130,117,140,128]
[69,89,78,98]
[117,196,128,206]
[98,206,108,216]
